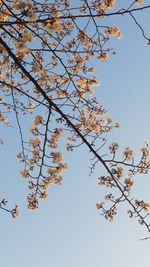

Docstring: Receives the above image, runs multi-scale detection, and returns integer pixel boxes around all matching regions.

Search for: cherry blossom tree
[0,0,150,234]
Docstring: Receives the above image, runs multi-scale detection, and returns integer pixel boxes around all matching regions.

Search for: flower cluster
[135,200,150,212]
[105,27,123,39]
[76,78,100,97]
[43,11,61,33]
[98,0,116,13]
[104,0,116,9]
[50,151,63,163]
[137,0,143,7]
[27,195,38,211]
[29,136,41,148]
[109,142,119,154]
[124,178,134,191]
[48,128,63,149]
[11,205,20,218]
[0,110,7,124]
[111,166,124,179]
[123,147,134,161]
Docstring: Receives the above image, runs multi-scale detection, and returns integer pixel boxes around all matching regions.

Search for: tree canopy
[0,0,150,235]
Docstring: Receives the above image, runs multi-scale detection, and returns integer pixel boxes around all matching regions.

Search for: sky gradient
[1,3,150,267]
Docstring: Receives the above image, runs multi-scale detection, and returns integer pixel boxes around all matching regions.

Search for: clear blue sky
[1,3,150,267]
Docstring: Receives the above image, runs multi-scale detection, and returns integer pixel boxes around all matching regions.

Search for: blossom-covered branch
[0,0,150,234]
